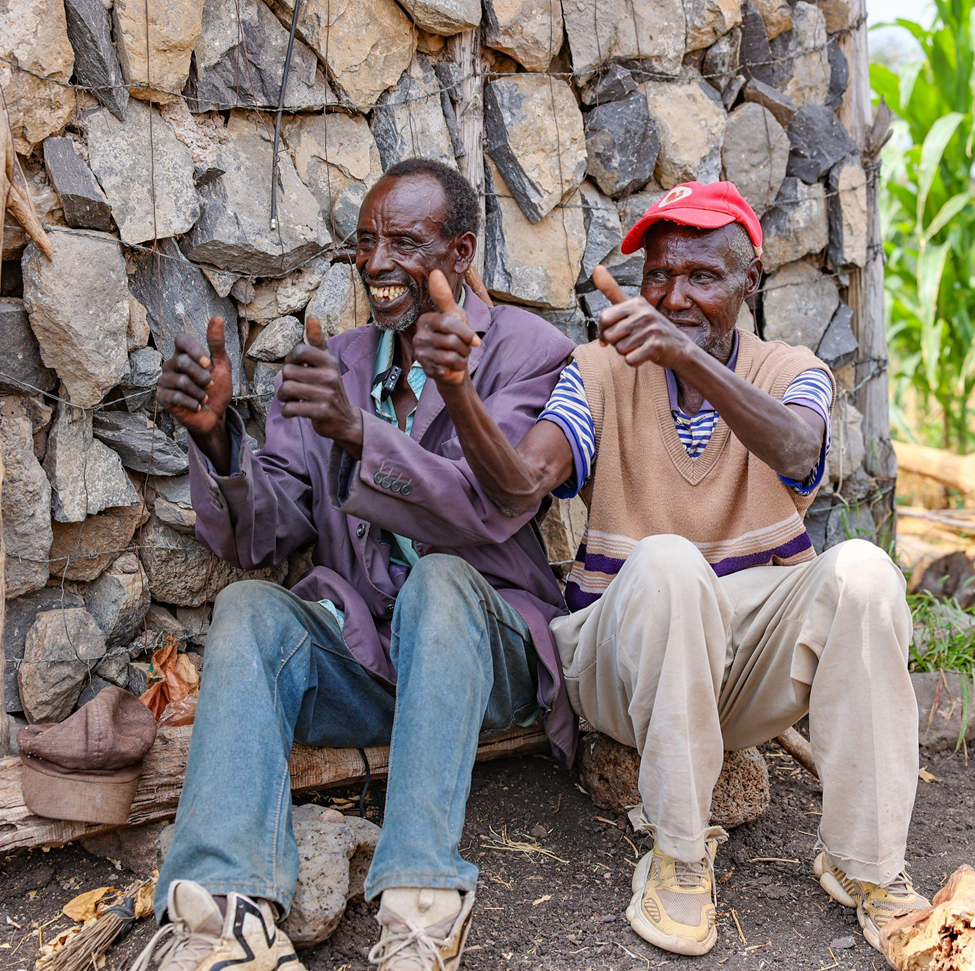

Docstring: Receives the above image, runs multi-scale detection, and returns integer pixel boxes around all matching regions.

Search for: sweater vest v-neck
[565,329,834,612]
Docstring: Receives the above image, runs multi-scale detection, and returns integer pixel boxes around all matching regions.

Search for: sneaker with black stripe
[130,881,304,971]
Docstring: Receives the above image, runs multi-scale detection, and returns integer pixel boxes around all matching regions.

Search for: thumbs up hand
[415,269,482,388]
[278,315,363,451]
[592,264,690,369]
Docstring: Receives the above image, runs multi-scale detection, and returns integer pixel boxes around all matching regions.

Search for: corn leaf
[917,112,965,222]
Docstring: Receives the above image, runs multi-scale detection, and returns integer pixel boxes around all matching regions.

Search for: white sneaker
[129,881,304,971]
[368,889,475,970]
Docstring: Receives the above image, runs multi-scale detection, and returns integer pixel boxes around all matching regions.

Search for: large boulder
[22,232,129,408]
[485,75,587,223]
[643,80,727,189]
[828,157,868,269]
[93,412,189,476]
[112,0,203,103]
[186,0,329,112]
[611,0,685,76]
[760,178,829,272]
[305,264,370,337]
[82,101,200,245]
[0,0,75,154]
[275,0,415,109]
[577,733,770,828]
[483,159,584,310]
[483,0,563,73]
[721,103,788,217]
[42,137,113,232]
[63,0,128,120]
[561,0,621,75]
[0,397,52,599]
[83,552,150,649]
[49,502,149,583]
[684,0,742,53]
[181,112,328,276]
[0,299,56,396]
[584,93,659,198]
[762,261,840,350]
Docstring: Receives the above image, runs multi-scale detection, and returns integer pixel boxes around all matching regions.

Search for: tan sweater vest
[565,329,834,611]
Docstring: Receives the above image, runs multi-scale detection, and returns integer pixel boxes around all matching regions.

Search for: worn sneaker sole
[624,854,718,956]
[813,853,881,951]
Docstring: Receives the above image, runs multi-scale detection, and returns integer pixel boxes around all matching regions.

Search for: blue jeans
[154,554,538,920]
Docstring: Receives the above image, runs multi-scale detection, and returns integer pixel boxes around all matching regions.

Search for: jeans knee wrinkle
[272,631,310,714]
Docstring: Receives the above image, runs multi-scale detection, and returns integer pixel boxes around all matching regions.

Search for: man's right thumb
[206,316,226,358]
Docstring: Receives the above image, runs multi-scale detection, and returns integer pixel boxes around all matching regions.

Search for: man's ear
[743,258,762,298]
[452,231,477,275]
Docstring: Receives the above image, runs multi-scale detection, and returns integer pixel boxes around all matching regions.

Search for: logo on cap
[658,186,693,209]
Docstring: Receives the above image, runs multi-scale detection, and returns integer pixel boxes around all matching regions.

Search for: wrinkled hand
[414,269,481,387]
[593,265,693,369]
[156,316,233,439]
[278,316,363,448]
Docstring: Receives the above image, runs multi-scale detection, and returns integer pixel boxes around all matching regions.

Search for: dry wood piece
[0,721,549,853]
[774,726,818,779]
[893,441,975,497]
[880,865,975,970]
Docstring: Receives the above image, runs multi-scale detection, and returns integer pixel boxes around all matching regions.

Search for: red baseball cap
[621,181,763,258]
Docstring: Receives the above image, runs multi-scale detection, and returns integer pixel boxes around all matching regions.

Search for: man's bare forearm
[190,420,234,477]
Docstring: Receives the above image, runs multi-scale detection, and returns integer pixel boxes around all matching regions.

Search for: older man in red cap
[411,181,928,957]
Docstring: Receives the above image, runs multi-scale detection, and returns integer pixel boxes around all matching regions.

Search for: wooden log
[774,727,818,779]
[0,722,549,854]
[892,440,975,497]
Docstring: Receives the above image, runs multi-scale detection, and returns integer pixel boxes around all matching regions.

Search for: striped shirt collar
[665,329,739,415]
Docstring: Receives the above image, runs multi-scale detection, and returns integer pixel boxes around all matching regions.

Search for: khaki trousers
[551,536,917,885]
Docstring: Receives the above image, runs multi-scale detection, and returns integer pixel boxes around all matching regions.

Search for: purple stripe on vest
[709,530,813,576]
[565,581,602,612]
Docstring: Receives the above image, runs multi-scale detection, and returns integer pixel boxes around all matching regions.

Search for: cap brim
[621,209,737,254]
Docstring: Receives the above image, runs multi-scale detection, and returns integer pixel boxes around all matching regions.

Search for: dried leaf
[532,895,552,906]
[918,767,940,783]
[63,886,115,922]
[133,877,157,920]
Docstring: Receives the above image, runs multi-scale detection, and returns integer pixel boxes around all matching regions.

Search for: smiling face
[355,173,473,333]
[640,222,762,361]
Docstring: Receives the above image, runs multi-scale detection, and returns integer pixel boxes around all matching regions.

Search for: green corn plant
[872,0,975,453]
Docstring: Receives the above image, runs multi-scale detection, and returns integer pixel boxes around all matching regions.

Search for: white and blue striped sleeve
[779,367,834,496]
[536,362,597,499]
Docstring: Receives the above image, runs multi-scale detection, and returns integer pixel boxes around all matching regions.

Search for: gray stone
[581,284,640,321]
[49,503,149,583]
[483,159,585,310]
[702,27,741,94]
[584,93,659,198]
[579,181,623,280]
[44,403,141,522]
[76,676,113,708]
[249,363,282,428]
[140,512,287,606]
[306,264,370,337]
[751,0,791,39]
[63,0,128,120]
[0,397,53,599]
[154,495,196,533]
[280,805,382,947]
[0,299,56,395]
[721,73,746,110]
[83,552,149,648]
[914,671,975,753]
[816,303,857,370]
[579,65,637,107]
[403,0,480,34]
[22,232,129,408]
[18,608,107,723]
[828,398,864,483]
[826,40,849,109]
[483,0,564,73]
[128,661,152,696]
[722,104,788,217]
[805,489,833,554]
[643,80,727,189]
[611,0,685,77]
[120,347,163,412]
[742,79,797,127]
[762,261,840,350]
[684,0,742,53]
[770,2,830,109]
[820,0,855,33]
[247,317,304,362]
[760,178,829,272]
[562,0,621,75]
[181,112,328,275]
[127,295,151,352]
[787,106,857,184]
[82,822,170,875]
[739,0,775,85]
[129,238,243,395]
[540,306,590,345]
[185,0,329,112]
[484,75,587,223]
[177,606,210,647]
[82,101,200,245]
[371,56,455,171]
[42,137,113,232]
[93,411,190,476]
[617,186,665,237]
[825,501,875,547]
[828,157,868,269]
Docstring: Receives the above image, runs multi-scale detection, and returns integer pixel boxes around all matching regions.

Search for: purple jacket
[188,287,579,763]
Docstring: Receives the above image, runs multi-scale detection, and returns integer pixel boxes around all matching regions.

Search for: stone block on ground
[22,233,129,409]
[82,101,200,245]
[18,608,107,723]
[186,0,328,112]
[63,0,128,120]
[828,157,868,269]
[787,106,857,184]
[579,181,623,281]
[485,75,587,223]
[49,502,148,583]
[816,303,857,371]
[611,0,685,77]
[93,411,189,476]
[584,93,659,198]
[247,317,305,362]
[0,299,56,396]
[642,80,727,189]
[684,0,742,53]
[42,137,113,232]
[759,178,829,272]
[561,0,621,75]
[82,822,169,875]
[83,552,149,649]
[483,160,584,310]
[577,732,770,828]
[762,260,839,350]
[769,1,830,109]
[483,0,563,73]
[181,112,328,276]
[913,672,975,753]
[305,264,370,337]
[112,0,203,103]
[721,103,788,217]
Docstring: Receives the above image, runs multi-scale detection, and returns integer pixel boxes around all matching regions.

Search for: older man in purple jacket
[137,159,576,971]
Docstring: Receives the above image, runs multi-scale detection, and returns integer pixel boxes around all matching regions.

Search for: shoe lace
[367,919,449,971]
[883,871,915,898]
[128,918,218,971]
[668,851,718,908]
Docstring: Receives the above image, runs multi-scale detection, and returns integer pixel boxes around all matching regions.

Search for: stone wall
[0,0,883,725]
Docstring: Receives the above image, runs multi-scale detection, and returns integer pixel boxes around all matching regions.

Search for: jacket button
[373,472,384,485]
[356,523,366,538]
[401,484,412,496]
[385,602,395,615]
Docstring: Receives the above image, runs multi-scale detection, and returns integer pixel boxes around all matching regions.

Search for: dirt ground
[2,741,972,971]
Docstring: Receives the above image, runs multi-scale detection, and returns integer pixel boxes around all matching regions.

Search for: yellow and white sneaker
[130,880,304,971]
[625,840,719,956]
[368,889,475,970]
[814,852,930,951]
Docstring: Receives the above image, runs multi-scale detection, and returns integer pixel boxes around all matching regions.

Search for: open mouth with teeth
[369,284,410,305]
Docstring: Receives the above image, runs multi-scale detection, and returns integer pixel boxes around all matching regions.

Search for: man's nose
[364,238,395,276]
[662,277,693,310]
